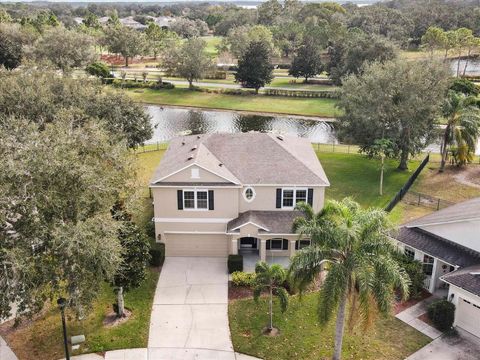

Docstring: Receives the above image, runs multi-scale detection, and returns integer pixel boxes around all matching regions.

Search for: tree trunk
[379,156,384,196]
[333,292,348,360]
[269,287,273,330]
[188,79,193,89]
[255,88,259,95]
[125,56,129,67]
[456,53,462,77]
[398,149,409,171]
[440,123,452,172]
[463,50,471,77]
[116,286,125,317]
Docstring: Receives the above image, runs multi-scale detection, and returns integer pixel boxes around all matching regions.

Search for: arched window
[243,187,256,202]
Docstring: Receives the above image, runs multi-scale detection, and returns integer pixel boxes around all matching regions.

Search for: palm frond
[274,287,289,313]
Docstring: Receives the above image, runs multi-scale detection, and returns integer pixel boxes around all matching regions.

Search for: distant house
[392,198,480,338]
[150,132,329,262]
[120,16,147,31]
[154,16,176,29]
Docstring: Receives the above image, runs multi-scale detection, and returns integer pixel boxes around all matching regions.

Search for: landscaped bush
[86,61,111,79]
[427,299,455,331]
[231,271,257,287]
[111,79,174,90]
[149,242,165,267]
[263,89,340,99]
[205,71,227,80]
[450,78,479,96]
[393,252,425,299]
[228,254,243,273]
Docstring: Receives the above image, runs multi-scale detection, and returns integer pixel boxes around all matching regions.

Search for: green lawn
[229,293,430,360]
[124,88,339,117]
[4,269,159,360]
[319,152,420,209]
[200,35,222,56]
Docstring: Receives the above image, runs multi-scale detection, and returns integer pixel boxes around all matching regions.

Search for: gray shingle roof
[441,265,480,297]
[406,197,480,227]
[227,210,303,234]
[394,227,480,268]
[150,133,329,186]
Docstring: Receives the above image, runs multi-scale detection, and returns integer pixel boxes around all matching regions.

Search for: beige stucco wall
[160,165,231,183]
[238,186,326,213]
[419,220,480,254]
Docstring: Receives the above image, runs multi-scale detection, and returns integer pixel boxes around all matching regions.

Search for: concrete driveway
[406,328,480,360]
[148,257,234,358]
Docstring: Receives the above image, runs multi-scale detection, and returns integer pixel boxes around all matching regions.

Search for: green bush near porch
[229,292,430,360]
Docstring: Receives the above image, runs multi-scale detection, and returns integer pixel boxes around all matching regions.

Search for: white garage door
[456,298,480,338]
[165,234,228,257]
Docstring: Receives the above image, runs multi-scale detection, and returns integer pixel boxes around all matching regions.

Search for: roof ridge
[263,134,327,185]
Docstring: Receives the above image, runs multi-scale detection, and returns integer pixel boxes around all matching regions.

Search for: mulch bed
[394,289,431,315]
[103,309,132,328]
[228,283,253,301]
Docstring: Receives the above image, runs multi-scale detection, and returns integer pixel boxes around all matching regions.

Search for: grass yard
[318,152,420,209]
[229,293,430,360]
[1,269,159,360]
[124,88,339,117]
[200,35,222,56]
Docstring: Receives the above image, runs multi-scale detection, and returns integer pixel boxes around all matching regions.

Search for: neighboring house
[154,16,176,28]
[392,197,480,338]
[150,132,329,261]
[120,16,147,31]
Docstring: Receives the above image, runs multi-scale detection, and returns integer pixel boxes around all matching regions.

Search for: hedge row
[264,89,340,99]
[149,242,165,267]
[110,79,175,90]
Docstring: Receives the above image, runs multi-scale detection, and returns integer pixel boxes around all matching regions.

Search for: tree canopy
[337,59,451,170]
[0,115,136,319]
[235,41,274,93]
[0,70,152,148]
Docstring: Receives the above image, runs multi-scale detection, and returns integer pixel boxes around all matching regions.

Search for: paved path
[396,297,443,339]
[0,304,18,360]
[405,328,480,360]
[100,257,261,360]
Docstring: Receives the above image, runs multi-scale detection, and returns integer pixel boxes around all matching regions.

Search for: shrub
[111,79,174,90]
[231,271,256,287]
[149,242,165,267]
[228,254,243,273]
[86,61,111,79]
[450,78,479,96]
[427,299,455,331]
[393,252,425,299]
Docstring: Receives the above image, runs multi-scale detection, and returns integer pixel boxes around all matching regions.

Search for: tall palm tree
[440,91,480,172]
[290,199,410,360]
[253,262,289,332]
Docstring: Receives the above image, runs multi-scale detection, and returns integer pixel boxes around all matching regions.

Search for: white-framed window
[183,189,208,210]
[404,246,415,260]
[266,238,288,251]
[296,239,311,250]
[191,168,200,179]
[282,188,308,208]
[243,187,256,202]
[423,254,434,276]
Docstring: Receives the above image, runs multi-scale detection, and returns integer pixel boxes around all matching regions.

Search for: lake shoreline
[139,102,337,122]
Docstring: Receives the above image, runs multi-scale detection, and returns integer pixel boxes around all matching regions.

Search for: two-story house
[392,197,480,338]
[150,132,330,261]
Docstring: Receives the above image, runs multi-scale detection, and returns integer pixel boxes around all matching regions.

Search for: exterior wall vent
[277,135,284,141]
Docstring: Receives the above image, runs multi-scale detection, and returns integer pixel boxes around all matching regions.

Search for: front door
[239,237,258,250]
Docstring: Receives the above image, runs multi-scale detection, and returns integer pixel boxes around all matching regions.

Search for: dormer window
[191,168,199,179]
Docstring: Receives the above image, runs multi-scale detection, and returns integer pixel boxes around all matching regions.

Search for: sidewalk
[0,336,18,360]
[395,297,443,339]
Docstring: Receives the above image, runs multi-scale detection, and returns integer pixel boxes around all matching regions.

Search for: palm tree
[253,262,289,332]
[440,91,480,172]
[290,199,410,360]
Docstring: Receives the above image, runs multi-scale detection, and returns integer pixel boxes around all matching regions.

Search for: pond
[146,105,338,144]
[449,58,480,76]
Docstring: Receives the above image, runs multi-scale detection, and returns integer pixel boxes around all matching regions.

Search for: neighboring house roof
[405,197,480,228]
[394,227,480,268]
[150,132,330,186]
[441,265,480,297]
[227,210,303,234]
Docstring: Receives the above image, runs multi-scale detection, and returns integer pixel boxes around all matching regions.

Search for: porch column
[260,239,267,262]
[289,240,296,258]
[231,238,238,255]
[429,258,438,294]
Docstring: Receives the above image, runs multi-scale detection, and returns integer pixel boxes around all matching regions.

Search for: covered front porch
[240,248,290,272]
